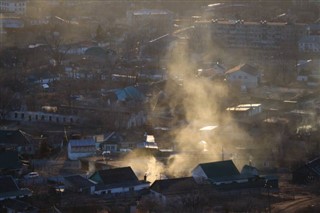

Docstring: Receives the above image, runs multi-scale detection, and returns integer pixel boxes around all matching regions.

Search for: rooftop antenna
[221,147,224,161]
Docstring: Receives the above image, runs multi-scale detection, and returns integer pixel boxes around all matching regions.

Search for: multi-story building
[0,0,27,15]
[193,20,307,51]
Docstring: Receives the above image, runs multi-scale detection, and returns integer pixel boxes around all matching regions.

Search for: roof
[241,165,259,176]
[150,177,197,195]
[0,150,22,170]
[225,64,259,76]
[84,47,107,57]
[196,160,240,180]
[306,157,320,176]
[3,199,38,212]
[133,9,171,16]
[114,86,145,102]
[64,175,95,189]
[69,139,95,147]
[0,129,32,146]
[0,176,19,194]
[89,167,139,185]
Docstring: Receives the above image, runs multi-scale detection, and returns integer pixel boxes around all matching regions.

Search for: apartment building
[0,0,27,15]
[194,20,307,50]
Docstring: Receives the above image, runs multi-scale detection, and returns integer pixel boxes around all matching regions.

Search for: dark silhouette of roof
[64,175,95,189]
[0,176,19,194]
[150,177,197,195]
[0,150,22,170]
[2,199,38,213]
[197,160,240,180]
[306,157,320,176]
[89,167,138,185]
[84,47,106,57]
[0,129,32,146]
[225,64,259,76]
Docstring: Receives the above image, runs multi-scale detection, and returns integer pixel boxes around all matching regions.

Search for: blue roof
[69,139,95,147]
[114,86,145,102]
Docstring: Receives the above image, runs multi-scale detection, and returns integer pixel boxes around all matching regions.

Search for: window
[21,113,24,119]
[14,113,18,118]
[49,116,52,121]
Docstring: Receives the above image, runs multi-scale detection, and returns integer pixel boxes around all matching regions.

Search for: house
[137,134,159,150]
[0,175,32,201]
[191,160,277,192]
[225,64,261,90]
[67,139,96,160]
[89,167,149,195]
[94,132,123,152]
[0,129,35,155]
[0,150,22,176]
[149,177,198,203]
[64,175,95,194]
[226,103,262,118]
[292,157,320,184]
[192,160,240,184]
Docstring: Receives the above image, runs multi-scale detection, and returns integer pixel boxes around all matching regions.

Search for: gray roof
[64,175,95,189]
[196,160,240,180]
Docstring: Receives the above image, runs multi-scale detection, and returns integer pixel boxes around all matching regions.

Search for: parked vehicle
[24,172,39,179]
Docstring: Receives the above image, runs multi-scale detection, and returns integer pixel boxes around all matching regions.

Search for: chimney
[144,173,147,182]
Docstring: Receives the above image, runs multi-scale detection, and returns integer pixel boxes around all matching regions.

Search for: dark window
[14,113,18,118]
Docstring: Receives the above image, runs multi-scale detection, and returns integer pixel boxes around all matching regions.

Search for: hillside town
[1,0,320,212]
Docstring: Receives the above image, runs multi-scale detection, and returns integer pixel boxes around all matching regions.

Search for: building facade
[0,0,27,15]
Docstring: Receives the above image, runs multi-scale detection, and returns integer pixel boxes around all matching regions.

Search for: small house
[67,139,96,160]
[225,64,261,90]
[89,167,149,195]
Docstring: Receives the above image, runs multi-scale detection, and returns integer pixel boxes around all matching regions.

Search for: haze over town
[1,0,320,212]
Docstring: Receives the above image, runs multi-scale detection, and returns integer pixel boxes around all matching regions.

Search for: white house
[226,103,262,117]
[67,139,96,160]
[225,64,261,89]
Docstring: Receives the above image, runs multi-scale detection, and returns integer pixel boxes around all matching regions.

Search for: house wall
[191,166,207,183]
[0,0,27,14]
[226,70,259,88]
[67,143,96,160]
[4,111,80,125]
[94,183,149,195]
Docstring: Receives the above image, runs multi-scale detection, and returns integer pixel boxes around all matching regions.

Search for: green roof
[198,160,240,180]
